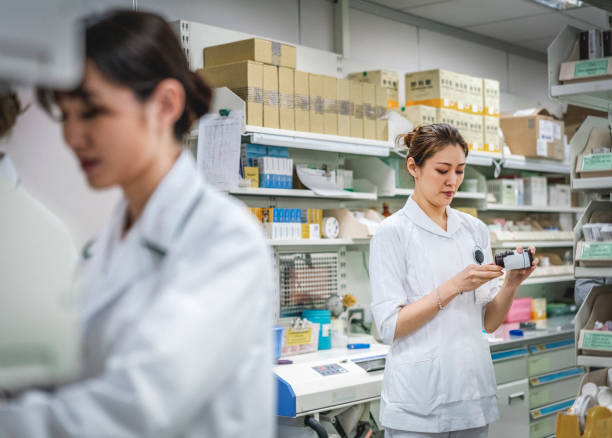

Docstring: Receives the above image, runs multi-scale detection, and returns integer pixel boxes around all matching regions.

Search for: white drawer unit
[490,379,530,438]
[528,338,576,377]
[529,367,584,409]
[529,397,575,438]
[492,347,529,384]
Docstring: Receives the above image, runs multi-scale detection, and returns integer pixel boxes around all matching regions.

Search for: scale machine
[274,251,389,438]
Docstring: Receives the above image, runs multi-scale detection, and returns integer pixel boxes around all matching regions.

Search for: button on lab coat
[0,151,276,438]
[370,197,499,433]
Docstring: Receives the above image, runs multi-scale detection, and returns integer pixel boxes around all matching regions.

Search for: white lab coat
[0,151,276,438]
[370,197,499,434]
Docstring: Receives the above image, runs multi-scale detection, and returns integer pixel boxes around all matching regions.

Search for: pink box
[504,298,533,323]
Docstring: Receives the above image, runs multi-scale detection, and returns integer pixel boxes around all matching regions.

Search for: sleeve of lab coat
[0,221,275,437]
[369,222,408,345]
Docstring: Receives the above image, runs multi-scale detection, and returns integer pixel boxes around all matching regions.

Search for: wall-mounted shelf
[572,176,612,191]
[550,79,612,113]
[384,188,486,200]
[492,241,574,249]
[574,266,612,278]
[501,155,570,174]
[520,275,575,286]
[230,187,378,200]
[484,204,584,214]
[267,238,370,247]
[244,125,394,157]
[577,355,612,368]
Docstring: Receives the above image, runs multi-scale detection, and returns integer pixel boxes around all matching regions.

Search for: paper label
[539,120,554,141]
[553,123,561,140]
[285,327,312,346]
[581,153,612,171]
[581,331,612,351]
[581,242,612,260]
[537,139,548,157]
[574,59,609,78]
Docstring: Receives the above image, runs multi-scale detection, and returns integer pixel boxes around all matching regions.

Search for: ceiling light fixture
[531,0,584,10]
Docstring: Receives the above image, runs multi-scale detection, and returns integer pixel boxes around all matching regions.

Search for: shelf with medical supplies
[388,188,486,200]
[492,241,574,249]
[501,154,571,175]
[484,204,583,214]
[230,187,378,200]
[572,200,612,278]
[267,238,371,247]
[574,284,612,368]
[568,116,612,192]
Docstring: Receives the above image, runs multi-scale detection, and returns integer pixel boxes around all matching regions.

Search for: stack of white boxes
[524,177,548,207]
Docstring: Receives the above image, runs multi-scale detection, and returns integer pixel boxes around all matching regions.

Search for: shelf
[575,266,612,278]
[550,79,612,113]
[502,155,570,174]
[386,188,485,200]
[466,151,500,167]
[572,176,612,191]
[520,275,575,286]
[577,355,612,368]
[492,241,574,248]
[243,125,394,157]
[267,238,370,247]
[230,187,378,200]
[484,204,584,213]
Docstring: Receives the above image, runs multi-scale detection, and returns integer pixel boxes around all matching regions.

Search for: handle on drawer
[508,392,526,404]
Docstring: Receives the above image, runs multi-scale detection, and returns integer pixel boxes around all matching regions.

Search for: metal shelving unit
[492,241,573,249]
[577,355,612,368]
[387,188,486,200]
[501,155,570,175]
[484,204,583,213]
[520,275,575,286]
[267,238,370,247]
[230,187,378,201]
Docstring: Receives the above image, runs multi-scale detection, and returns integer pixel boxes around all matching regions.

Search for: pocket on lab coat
[383,356,441,415]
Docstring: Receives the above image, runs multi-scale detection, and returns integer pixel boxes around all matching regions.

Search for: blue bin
[302,309,331,350]
[273,326,283,359]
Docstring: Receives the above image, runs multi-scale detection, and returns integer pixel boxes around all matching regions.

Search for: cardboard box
[204,38,296,69]
[200,60,263,126]
[347,70,399,89]
[399,105,436,126]
[500,108,565,160]
[375,85,388,141]
[263,64,279,129]
[294,70,309,132]
[405,69,458,111]
[559,57,612,84]
[322,76,338,136]
[452,72,469,112]
[465,113,484,152]
[362,83,377,140]
[483,115,501,153]
[349,80,363,138]
[483,78,500,117]
[464,75,484,115]
[435,107,460,129]
[309,74,324,134]
[278,67,294,131]
[337,79,351,137]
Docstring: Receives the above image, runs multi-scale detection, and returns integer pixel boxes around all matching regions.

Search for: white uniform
[370,197,499,434]
[0,151,276,438]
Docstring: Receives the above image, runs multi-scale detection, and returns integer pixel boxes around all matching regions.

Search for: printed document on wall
[196,110,242,192]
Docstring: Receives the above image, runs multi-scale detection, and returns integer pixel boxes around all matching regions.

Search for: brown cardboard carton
[337,79,351,137]
[294,70,309,132]
[349,80,363,138]
[375,85,388,141]
[484,115,501,153]
[500,108,565,160]
[309,74,324,134]
[347,70,399,90]
[322,76,338,135]
[278,67,294,131]
[200,60,263,126]
[204,38,296,69]
[263,64,279,129]
[483,78,500,117]
[362,83,377,140]
[405,69,459,112]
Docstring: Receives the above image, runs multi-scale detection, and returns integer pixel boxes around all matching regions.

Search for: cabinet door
[489,379,529,438]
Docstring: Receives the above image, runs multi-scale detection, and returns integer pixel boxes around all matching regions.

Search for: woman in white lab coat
[370,124,537,438]
[0,10,275,437]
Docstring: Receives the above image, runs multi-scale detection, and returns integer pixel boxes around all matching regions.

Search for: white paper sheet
[196,110,242,192]
[295,165,346,196]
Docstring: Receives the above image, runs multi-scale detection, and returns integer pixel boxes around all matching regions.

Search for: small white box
[548,184,571,207]
[524,177,547,206]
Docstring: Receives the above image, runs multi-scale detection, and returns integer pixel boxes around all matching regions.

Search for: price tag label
[574,59,610,78]
[582,153,612,172]
[581,242,612,260]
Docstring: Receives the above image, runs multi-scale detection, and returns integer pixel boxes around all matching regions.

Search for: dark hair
[399,123,468,167]
[0,91,21,138]
[38,10,212,140]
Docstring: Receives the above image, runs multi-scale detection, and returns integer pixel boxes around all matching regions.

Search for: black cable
[305,415,328,438]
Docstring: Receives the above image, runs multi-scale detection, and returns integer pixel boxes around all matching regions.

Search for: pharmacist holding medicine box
[370,123,538,438]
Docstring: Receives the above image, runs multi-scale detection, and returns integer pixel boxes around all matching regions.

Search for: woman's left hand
[504,245,538,287]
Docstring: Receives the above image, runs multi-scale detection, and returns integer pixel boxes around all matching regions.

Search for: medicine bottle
[494,248,533,270]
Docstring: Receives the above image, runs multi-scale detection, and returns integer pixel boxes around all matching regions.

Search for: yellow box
[483,78,501,117]
[405,69,458,111]
[244,166,259,188]
[363,83,377,140]
[263,64,279,129]
[309,74,324,134]
[375,85,388,141]
[337,79,351,136]
[200,61,263,126]
[349,80,363,138]
[204,38,296,69]
[323,75,338,135]
[347,70,399,90]
[294,70,309,132]
[278,67,295,131]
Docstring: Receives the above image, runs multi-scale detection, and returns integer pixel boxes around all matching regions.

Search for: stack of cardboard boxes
[198,38,390,141]
[401,69,501,153]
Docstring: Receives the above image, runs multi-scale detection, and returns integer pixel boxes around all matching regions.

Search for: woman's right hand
[451,264,503,294]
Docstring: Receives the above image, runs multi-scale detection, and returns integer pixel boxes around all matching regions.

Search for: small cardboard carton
[349,80,363,138]
[309,74,324,134]
[337,79,351,137]
[375,85,389,141]
[347,69,399,90]
[204,37,296,69]
[322,75,338,136]
[362,83,377,140]
[294,70,310,132]
[263,64,279,129]
[483,78,501,117]
[278,67,295,131]
[500,108,565,160]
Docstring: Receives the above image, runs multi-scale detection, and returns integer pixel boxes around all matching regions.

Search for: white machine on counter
[275,342,388,418]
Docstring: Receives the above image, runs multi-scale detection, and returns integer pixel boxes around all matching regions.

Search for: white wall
[1,0,557,250]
